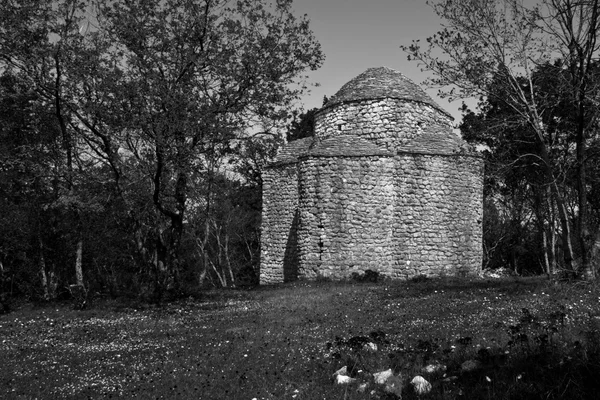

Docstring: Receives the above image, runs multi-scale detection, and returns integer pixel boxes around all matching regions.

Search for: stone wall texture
[315,98,455,152]
[259,67,483,284]
[297,154,396,279]
[392,153,483,278]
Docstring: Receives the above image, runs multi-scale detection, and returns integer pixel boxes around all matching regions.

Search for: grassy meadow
[1,276,600,399]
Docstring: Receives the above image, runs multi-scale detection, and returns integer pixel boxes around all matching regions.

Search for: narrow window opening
[318,223,324,261]
[318,240,323,260]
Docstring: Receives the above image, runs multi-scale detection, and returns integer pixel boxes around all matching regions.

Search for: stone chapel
[259,66,483,284]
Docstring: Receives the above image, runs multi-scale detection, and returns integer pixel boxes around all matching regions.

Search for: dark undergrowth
[1,276,599,399]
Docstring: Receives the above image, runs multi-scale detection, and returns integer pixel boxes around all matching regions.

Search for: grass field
[1,277,600,399]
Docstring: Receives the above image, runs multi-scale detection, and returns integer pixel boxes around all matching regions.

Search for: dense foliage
[286,107,318,141]
[403,0,600,278]
[460,62,600,275]
[0,0,323,302]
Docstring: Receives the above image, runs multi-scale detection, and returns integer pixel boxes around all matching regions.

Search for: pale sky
[292,0,473,125]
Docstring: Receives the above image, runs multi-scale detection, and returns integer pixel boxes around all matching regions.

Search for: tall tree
[402,0,600,278]
[0,72,58,299]
[0,0,323,298]
[534,0,600,278]
[460,64,582,275]
[0,0,100,297]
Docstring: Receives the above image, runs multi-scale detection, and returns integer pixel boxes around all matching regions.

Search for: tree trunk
[535,126,575,273]
[198,162,214,287]
[198,263,207,286]
[575,91,593,279]
[544,153,575,272]
[200,217,211,286]
[542,228,550,276]
[210,260,227,287]
[48,269,57,300]
[214,223,227,287]
[75,238,84,287]
[39,236,49,301]
[152,232,169,302]
[168,170,187,287]
[554,189,575,273]
[134,221,150,263]
[0,259,6,313]
[548,189,558,276]
[70,236,87,309]
[0,259,4,292]
[584,229,600,279]
[167,214,183,290]
[224,231,235,287]
[536,186,556,277]
[541,218,558,277]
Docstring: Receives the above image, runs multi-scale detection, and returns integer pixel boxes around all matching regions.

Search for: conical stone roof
[324,66,451,119]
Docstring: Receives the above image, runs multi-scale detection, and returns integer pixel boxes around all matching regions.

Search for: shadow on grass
[325,312,600,399]
[380,275,552,300]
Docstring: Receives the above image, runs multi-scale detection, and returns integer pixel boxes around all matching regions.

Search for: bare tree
[403,0,600,277]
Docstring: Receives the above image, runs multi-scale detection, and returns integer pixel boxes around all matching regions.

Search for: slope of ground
[1,277,599,399]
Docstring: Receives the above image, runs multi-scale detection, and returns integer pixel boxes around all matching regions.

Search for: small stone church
[260,67,483,284]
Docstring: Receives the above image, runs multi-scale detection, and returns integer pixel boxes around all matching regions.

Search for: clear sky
[292,0,473,125]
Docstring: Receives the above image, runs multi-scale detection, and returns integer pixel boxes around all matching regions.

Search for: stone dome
[324,66,452,119]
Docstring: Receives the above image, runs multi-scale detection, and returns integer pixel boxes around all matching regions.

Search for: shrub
[351,269,381,283]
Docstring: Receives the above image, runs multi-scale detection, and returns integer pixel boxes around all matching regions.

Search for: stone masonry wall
[314,98,454,152]
[260,68,484,284]
[260,164,300,284]
[392,153,484,279]
[297,155,395,279]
